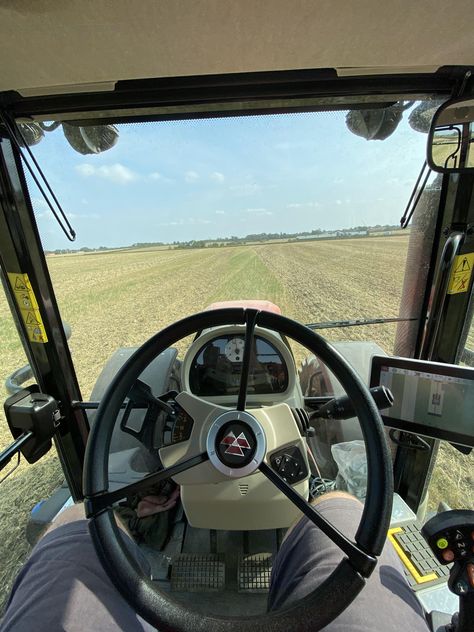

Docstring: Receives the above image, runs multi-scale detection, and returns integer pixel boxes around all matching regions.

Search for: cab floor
[140,518,285,616]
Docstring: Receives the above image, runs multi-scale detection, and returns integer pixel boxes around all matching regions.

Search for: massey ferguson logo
[221,430,251,457]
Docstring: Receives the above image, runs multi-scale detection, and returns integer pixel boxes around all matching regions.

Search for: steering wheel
[83,308,393,632]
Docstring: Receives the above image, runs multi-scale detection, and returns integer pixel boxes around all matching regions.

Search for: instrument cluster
[187,333,289,397]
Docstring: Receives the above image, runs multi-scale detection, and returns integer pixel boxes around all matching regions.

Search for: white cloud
[76,164,95,177]
[335,200,342,205]
[210,171,225,183]
[76,163,138,184]
[31,197,49,210]
[274,140,312,151]
[215,210,225,215]
[229,183,260,196]
[286,201,320,209]
[159,217,212,227]
[184,217,211,225]
[185,170,199,183]
[66,212,100,220]
[245,208,273,216]
[148,172,175,184]
[36,208,100,221]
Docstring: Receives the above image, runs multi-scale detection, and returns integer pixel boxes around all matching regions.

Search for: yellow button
[437,538,449,550]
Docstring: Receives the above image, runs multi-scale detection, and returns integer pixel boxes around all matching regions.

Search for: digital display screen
[370,356,474,448]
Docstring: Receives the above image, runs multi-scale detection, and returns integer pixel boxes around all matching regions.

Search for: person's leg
[268,491,430,631]
[1,504,155,632]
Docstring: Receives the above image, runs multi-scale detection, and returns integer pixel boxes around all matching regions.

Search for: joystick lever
[421,510,474,632]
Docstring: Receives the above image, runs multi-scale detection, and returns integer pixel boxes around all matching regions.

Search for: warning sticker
[7,272,48,343]
[447,253,474,295]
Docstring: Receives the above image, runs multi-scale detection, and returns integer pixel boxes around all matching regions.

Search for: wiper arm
[305,316,417,331]
[400,160,431,229]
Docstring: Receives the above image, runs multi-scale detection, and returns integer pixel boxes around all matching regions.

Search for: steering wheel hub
[206,410,266,477]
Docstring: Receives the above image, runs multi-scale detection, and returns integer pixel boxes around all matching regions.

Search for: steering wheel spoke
[85,452,209,518]
[259,461,377,577]
[236,309,259,411]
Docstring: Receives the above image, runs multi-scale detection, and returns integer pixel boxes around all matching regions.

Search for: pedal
[238,553,272,593]
[171,554,225,592]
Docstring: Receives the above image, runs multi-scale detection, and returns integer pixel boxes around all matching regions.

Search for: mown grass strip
[207,248,286,307]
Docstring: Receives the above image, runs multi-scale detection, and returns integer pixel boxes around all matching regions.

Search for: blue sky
[29,108,431,250]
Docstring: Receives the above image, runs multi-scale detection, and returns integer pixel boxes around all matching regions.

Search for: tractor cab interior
[1,3,474,631]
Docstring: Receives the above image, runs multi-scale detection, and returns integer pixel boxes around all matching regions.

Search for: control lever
[421,510,474,632]
[314,385,394,420]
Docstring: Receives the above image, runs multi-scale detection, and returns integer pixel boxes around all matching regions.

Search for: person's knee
[45,503,86,535]
[283,490,361,542]
[311,490,362,507]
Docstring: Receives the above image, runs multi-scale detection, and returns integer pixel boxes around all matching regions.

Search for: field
[1,234,473,608]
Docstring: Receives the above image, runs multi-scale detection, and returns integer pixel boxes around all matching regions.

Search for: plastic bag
[331,440,367,501]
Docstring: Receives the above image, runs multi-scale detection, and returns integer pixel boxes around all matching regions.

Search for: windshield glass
[22,106,441,399]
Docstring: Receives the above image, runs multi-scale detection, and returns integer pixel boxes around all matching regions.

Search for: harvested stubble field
[1,234,473,608]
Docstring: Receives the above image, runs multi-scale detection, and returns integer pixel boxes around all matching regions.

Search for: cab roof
[1,1,473,99]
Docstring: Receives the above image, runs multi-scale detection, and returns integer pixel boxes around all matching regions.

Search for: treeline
[46,224,401,255]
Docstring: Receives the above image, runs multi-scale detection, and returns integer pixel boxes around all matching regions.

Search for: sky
[28,108,432,250]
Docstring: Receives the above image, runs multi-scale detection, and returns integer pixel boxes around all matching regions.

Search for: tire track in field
[254,236,410,352]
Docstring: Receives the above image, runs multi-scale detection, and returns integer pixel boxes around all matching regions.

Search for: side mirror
[427,98,474,173]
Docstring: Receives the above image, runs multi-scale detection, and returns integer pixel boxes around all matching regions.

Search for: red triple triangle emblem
[221,431,251,457]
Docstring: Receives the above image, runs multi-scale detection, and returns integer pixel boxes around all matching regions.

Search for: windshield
[21,106,441,399]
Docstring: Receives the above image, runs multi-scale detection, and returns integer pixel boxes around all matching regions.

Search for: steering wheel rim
[84,308,393,632]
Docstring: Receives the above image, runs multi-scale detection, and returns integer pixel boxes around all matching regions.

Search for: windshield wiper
[400,160,431,228]
[305,317,417,330]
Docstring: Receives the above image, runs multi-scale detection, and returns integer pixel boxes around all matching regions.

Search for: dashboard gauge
[224,336,245,362]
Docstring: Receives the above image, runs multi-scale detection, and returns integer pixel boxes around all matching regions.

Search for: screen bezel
[370,355,474,448]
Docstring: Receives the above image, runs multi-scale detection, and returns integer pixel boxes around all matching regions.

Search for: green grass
[207,249,285,305]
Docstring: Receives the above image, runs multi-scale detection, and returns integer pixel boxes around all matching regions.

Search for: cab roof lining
[1,1,473,99]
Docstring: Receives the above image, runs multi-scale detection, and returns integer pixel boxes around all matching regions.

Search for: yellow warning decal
[7,272,48,343]
[388,527,438,584]
[447,253,474,295]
